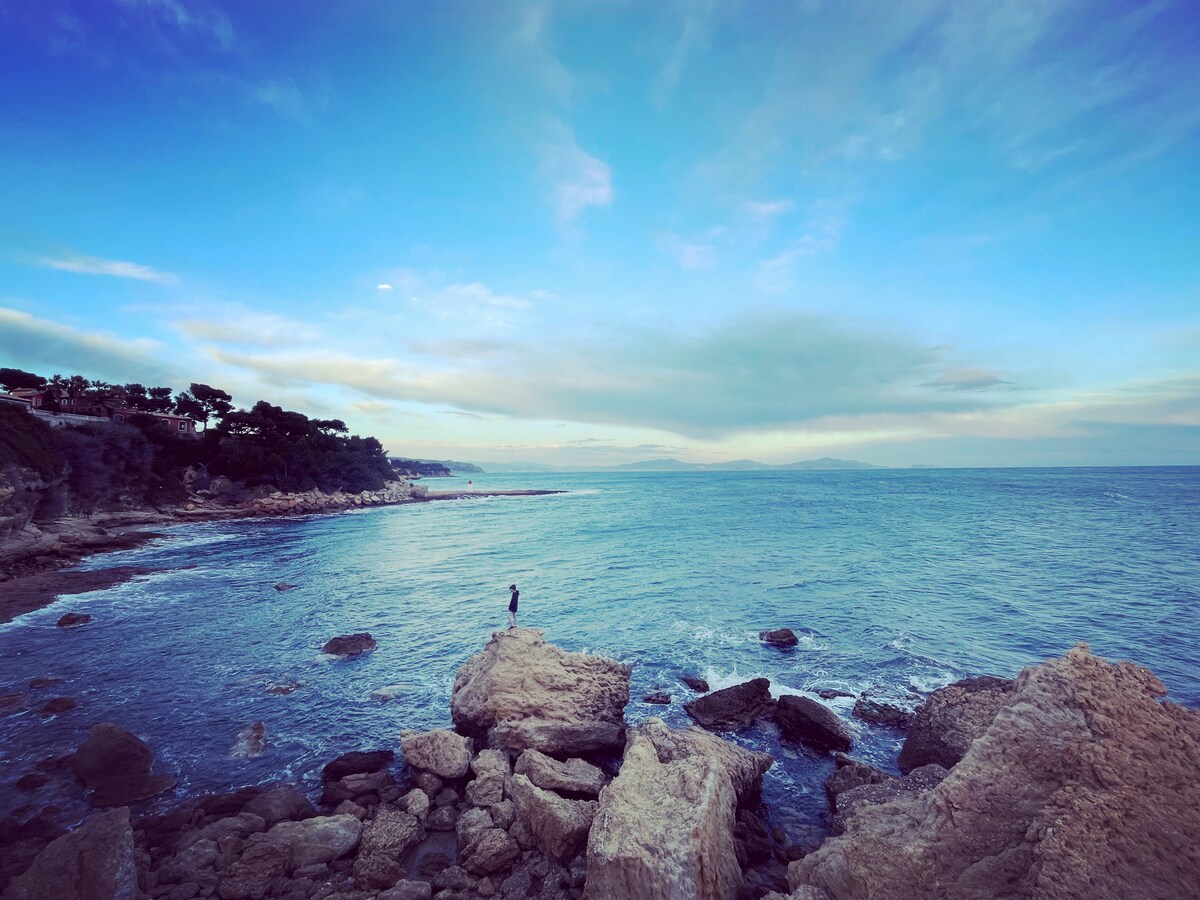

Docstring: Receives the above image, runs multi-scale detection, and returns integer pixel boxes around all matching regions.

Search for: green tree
[0,368,46,391]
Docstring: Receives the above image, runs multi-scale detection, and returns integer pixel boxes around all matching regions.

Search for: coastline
[0,486,566,626]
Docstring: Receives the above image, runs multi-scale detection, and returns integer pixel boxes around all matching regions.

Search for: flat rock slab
[684,678,774,730]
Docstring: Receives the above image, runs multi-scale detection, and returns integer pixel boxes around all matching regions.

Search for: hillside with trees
[0,368,397,514]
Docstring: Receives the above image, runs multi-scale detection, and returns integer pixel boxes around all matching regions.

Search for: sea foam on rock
[451,627,631,755]
[787,643,1200,899]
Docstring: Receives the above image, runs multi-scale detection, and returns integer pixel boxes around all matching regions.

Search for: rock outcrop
[509,774,598,861]
[636,717,772,805]
[400,729,473,779]
[759,628,799,647]
[514,749,606,798]
[788,644,1200,899]
[897,674,1013,773]
[0,807,136,900]
[68,722,176,807]
[776,695,853,754]
[451,628,631,755]
[586,720,752,900]
[684,678,775,730]
[321,633,376,657]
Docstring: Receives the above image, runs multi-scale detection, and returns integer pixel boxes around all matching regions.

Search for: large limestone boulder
[509,774,598,861]
[400,729,472,779]
[68,722,176,806]
[637,717,772,805]
[585,721,748,900]
[684,678,774,730]
[789,644,1200,899]
[451,628,631,755]
[514,748,605,797]
[353,807,422,888]
[1,807,137,900]
[897,674,1014,773]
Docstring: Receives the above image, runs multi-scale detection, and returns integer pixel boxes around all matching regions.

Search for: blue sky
[1,0,1197,467]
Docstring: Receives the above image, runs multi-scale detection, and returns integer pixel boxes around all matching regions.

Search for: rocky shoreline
[0,485,565,625]
[3,629,1197,900]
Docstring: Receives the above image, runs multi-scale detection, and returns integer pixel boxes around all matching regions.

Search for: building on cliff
[8,389,200,436]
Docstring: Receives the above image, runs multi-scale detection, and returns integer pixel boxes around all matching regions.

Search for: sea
[2,467,1199,842]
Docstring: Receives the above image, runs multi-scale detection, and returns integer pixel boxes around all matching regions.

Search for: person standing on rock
[507,583,519,629]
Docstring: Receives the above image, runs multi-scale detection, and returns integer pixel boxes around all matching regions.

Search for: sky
[1,0,1198,468]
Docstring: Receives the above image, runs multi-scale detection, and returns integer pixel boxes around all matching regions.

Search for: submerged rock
[273,582,298,592]
[55,613,91,628]
[680,675,710,693]
[230,722,266,759]
[321,749,394,781]
[789,644,1200,899]
[321,632,376,657]
[851,697,912,729]
[69,722,176,807]
[897,674,1014,773]
[776,695,852,754]
[643,691,671,705]
[684,678,774,730]
[451,628,631,755]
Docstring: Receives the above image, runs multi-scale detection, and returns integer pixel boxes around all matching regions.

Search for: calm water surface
[2,467,1198,837]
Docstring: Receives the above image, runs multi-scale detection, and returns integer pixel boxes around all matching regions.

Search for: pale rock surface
[451,628,631,755]
[352,807,422,888]
[466,748,511,807]
[514,749,605,797]
[789,644,1200,900]
[400,787,431,820]
[509,774,598,861]
[585,722,744,900]
[638,717,772,805]
[400,728,472,779]
[264,814,362,869]
[1,807,137,900]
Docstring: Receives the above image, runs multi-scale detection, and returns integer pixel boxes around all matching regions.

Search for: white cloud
[753,199,849,293]
[173,312,321,348]
[377,284,394,292]
[539,122,613,228]
[652,0,722,107]
[31,252,178,285]
[0,306,171,382]
[659,234,716,270]
[741,199,794,223]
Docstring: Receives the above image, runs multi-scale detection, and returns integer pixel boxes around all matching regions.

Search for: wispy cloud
[114,0,235,51]
[741,199,794,224]
[652,0,722,107]
[0,306,171,382]
[30,252,179,285]
[539,122,613,228]
[923,367,1015,392]
[173,311,321,348]
[659,233,717,270]
[753,199,849,293]
[251,77,330,123]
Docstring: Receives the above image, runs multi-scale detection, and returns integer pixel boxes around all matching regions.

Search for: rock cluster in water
[4,634,1200,900]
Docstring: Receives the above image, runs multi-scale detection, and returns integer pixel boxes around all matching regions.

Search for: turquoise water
[2,467,1198,836]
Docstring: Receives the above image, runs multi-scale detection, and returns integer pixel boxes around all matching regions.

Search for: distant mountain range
[467,457,880,474]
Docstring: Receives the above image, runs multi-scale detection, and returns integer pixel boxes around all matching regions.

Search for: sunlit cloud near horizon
[1,1,1197,467]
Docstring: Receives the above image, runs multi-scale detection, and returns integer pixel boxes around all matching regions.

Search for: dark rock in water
[274,581,298,592]
[322,632,377,657]
[852,697,912,728]
[898,674,1015,773]
[322,749,395,782]
[684,678,774,730]
[68,722,176,807]
[776,695,853,753]
[758,627,799,647]
[15,773,49,792]
[28,677,63,690]
[231,722,266,759]
[0,692,25,715]
[70,723,154,787]
[194,786,265,818]
[829,764,948,834]
[817,688,855,701]
[39,697,76,715]
[266,680,302,695]
[680,675,709,693]
[55,612,92,628]
[643,691,671,705]
[1,807,137,900]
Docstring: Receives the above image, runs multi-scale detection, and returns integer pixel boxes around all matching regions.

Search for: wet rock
[321,749,394,782]
[400,729,472,779]
[55,612,92,628]
[509,774,597,862]
[273,582,298,592]
[69,722,176,807]
[684,678,774,730]
[266,681,302,696]
[789,644,1200,898]
[0,692,24,715]
[451,628,630,755]
[90,773,178,807]
[680,675,710,693]
[897,674,1014,773]
[230,722,266,759]
[27,677,63,690]
[815,689,854,701]
[586,720,743,900]
[241,785,317,827]
[2,807,136,900]
[642,691,671,705]
[776,696,852,754]
[513,750,605,799]
[15,773,49,791]
[320,633,376,657]
[370,684,404,702]
[39,697,76,715]
[759,628,799,647]
[851,698,911,729]
[194,787,264,819]
[352,807,421,888]
[823,755,895,807]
